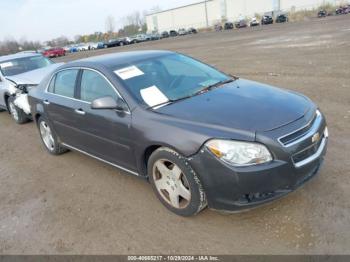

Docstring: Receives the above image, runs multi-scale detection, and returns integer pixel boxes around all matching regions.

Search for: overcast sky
[0,0,198,42]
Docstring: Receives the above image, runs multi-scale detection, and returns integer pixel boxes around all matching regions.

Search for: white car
[76,43,91,51]
[0,53,63,124]
[88,42,99,50]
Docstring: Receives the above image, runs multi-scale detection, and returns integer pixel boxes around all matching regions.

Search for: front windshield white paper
[114,66,144,80]
[0,62,13,68]
[140,86,169,107]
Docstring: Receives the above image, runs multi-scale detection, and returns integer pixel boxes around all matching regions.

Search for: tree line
[0,7,159,56]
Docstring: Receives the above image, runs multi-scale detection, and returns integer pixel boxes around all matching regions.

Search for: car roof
[0,52,42,63]
[65,50,174,69]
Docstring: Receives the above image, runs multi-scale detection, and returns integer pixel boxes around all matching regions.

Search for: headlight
[205,140,273,167]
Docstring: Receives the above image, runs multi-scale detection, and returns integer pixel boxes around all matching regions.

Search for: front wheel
[37,116,68,155]
[148,147,207,216]
[7,96,29,124]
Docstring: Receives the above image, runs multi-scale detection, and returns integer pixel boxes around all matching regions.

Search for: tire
[37,116,68,155]
[148,147,207,217]
[7,96,29,124]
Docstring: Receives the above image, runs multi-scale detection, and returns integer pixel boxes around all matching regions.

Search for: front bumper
[188,115,328,212]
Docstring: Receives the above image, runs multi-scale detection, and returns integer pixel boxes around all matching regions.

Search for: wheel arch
[141,143,185,178]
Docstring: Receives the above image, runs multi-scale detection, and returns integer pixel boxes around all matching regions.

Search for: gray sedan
[28,51,328,216]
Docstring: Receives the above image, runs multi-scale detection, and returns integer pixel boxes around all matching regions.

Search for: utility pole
[204,0,209,28]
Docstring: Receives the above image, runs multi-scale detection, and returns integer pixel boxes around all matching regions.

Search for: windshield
[0,56,53,77]
[113,53,231,107]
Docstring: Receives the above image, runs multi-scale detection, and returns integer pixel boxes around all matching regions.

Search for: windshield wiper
[195,77,238,95]
[148,76,239,110]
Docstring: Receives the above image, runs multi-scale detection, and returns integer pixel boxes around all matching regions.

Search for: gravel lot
[1,15,349,255]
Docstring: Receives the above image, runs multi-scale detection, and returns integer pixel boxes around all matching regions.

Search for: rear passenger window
[47,75,56,93]
[80,70,118,102]
[53,69,79,98]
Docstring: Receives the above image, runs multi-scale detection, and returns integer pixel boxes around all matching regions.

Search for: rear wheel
[37,116,67,155]
[7,96,29,124]
[148,147,207,216]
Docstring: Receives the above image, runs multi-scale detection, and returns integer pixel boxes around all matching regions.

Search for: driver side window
[80,70,119,103]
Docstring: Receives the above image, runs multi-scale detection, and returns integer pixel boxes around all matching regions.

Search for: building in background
[146,0,337,33]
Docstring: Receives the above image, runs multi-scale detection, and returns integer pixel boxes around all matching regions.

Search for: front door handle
[43,99,50,105]
[74,108,86,115]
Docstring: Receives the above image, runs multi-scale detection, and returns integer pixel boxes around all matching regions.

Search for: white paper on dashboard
[114,66,144,80]
[140,86,169,107]
[0,62,13,68]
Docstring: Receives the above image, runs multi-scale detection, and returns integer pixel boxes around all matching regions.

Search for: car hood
[156,79,314,132]
[6,63,64,85]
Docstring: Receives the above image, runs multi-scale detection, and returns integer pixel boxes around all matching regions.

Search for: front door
[70,69,136,171]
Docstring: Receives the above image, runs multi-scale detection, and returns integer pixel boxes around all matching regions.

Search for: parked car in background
[169,30,178,37]
[187,28,198,34]
[149,33,161,40]
[261,15,274,25]
[250,17,260,27]
[96,42,105,49]
[128,34,148,44]
[63,46,71,53]
[76,43,91,51]
[214,24,223,31]
[235,19,248,28]
[103,39,124,48]
[276,14,289,23]
[0,53,63,124]
[88,42,99,50]
[224,22,234,30]
[123,37,132,45]
[318,10,328,17]
[28,50,328,216]
[336,6,350,15]
[128,36,139,44]
[42,47,65,58]
[178,28,187,36]
[161,31,170,38]
[69,45,79,53]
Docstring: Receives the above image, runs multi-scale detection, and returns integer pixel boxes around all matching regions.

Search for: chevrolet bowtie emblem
[312,132,320,143]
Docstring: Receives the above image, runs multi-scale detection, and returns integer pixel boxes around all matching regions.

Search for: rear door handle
[74,108,86,115]
[43,99,50,105]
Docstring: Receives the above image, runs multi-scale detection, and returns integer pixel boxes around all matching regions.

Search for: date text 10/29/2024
[127,256,219,261]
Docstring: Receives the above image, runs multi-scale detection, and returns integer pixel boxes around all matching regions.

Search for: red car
[42,47,65,58]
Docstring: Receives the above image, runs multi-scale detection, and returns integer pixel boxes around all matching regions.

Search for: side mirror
[91,96,128,112]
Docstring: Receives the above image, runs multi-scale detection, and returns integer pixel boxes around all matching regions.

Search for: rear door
[70,69,136,171]
[44,68,84,147]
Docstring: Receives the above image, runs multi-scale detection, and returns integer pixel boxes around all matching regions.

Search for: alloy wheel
[39,121,55,151]
[152,159,191,209]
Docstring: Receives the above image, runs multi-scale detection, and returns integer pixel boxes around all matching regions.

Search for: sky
[0,0,198,42]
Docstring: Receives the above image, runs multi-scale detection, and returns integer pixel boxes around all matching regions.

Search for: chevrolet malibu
[28,51,328,216]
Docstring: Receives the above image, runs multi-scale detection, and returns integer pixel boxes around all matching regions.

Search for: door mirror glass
[91,96,128,112]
